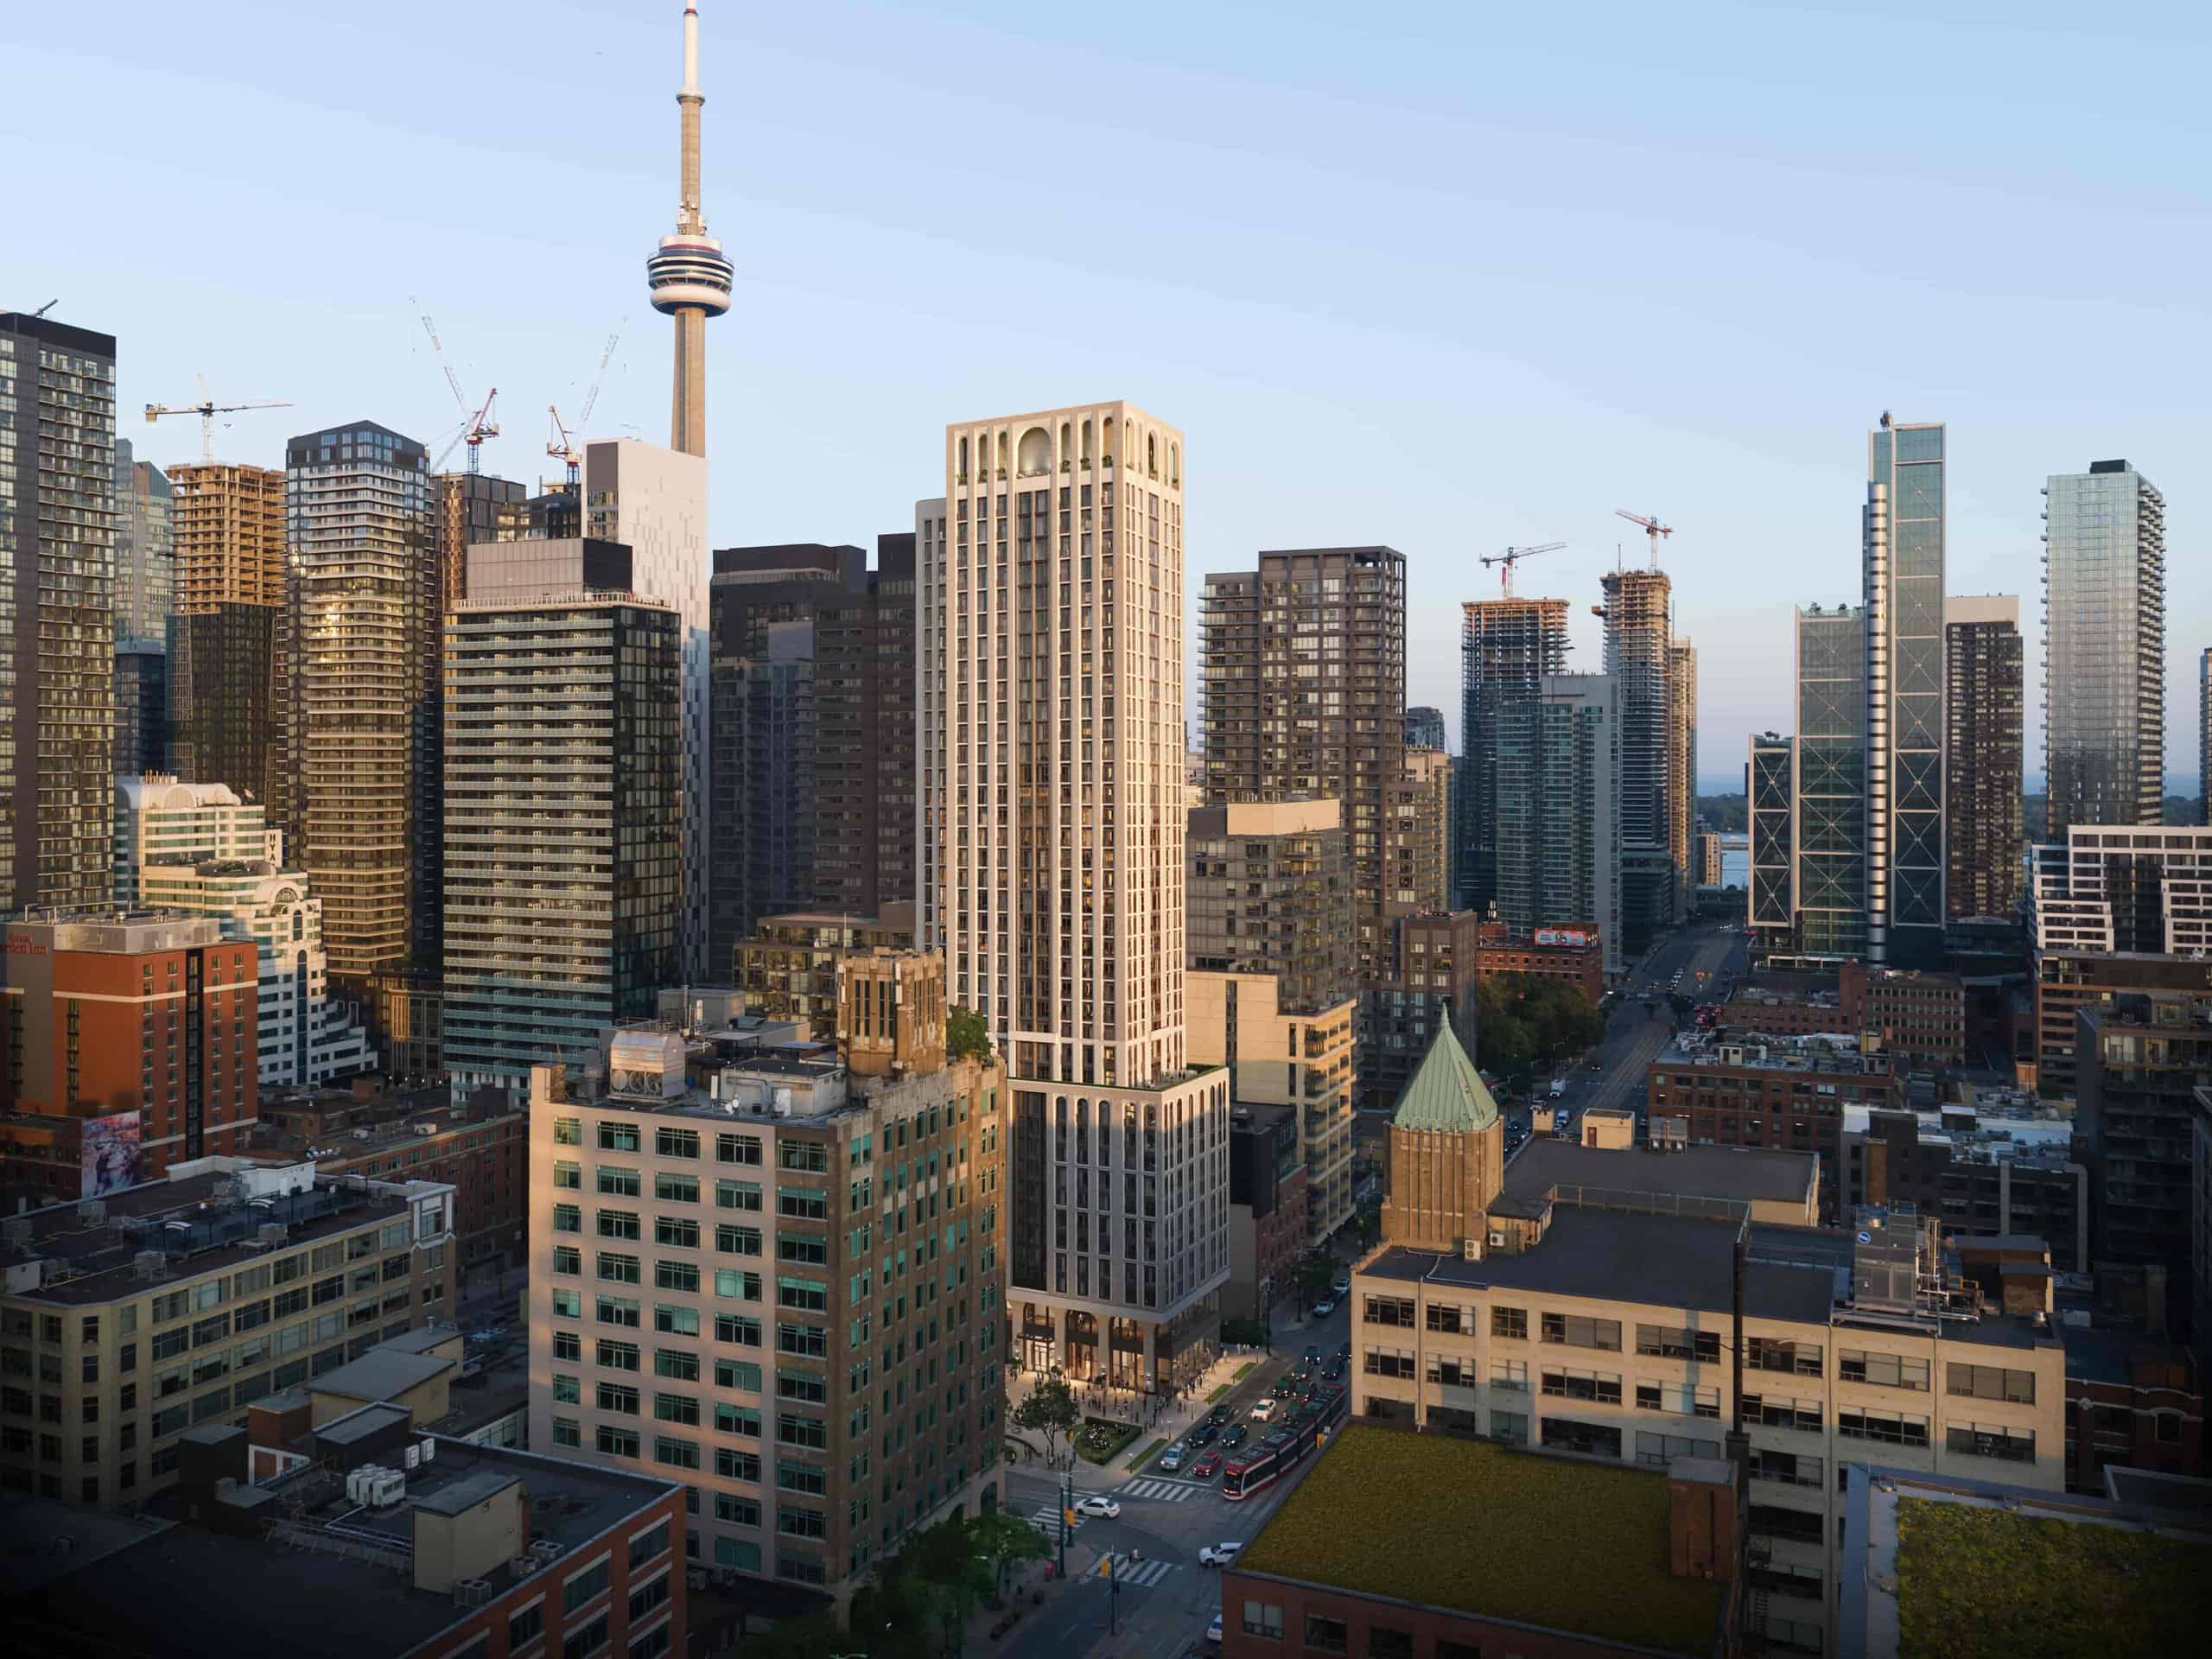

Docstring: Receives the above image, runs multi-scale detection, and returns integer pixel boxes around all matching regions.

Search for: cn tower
[645,1,733,457]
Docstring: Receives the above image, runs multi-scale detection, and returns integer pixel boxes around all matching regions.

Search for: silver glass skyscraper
[1796,602,1866,961]
[1864,416,1946,967]
[2044,460,2165,837]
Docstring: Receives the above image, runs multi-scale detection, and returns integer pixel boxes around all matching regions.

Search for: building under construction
[1458,597,1571,922]
[1600,568,1676,951]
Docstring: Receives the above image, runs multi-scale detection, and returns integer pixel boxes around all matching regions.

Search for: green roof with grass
[1894,1496,2212,1657]
[1237,1427,1722,1656]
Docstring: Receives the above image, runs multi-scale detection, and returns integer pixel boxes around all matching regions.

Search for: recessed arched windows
[957,435,970,480]
[1017,426,1051,477]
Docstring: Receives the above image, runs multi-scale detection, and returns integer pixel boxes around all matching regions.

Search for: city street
[995,1300,1351,1659]
[1536,920,1749,1136]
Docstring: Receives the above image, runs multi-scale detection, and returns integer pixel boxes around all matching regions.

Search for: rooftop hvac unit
[2,1217,30,1250]
[453,1578,493,1607]
[346,1465,379,1506]
[418,1438,436,1464]
[367,1471,406,1508]
[257,1223,287,1247]
[77,1199,106,1224]
[133,1249,167,1281]
[772,1087,792,1117]
[404,1444,420,1470]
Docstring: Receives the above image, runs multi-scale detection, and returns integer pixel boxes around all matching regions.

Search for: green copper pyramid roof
[1390,1020,1498,1134]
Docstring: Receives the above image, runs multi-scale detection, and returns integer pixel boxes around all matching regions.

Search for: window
[1742,1394,1824,1433]
[655,1349,700,1382]
[716,1404,763,1437]
[778,1278,828,1313]
[1541,1369,1622,1404]
[1839,1350,1928,1392]
[1363,1296,1415,1328]
[1749,1503,1823,1545]
[656,1128,700,1160]
[654,1306,700,1338]
[716,1180,762,1211]
[654,1217,700,1250]
[553,1118,581,1147]
[655,1260,700,1293]
[1363,1349,1415,1379]
[1491,1359,1528,1393]
[597,1167,642,1198]
[597,1211,641,1242]
[715,1447,762,1483]
[509,1600,544,1648]
[777,1188,827,1222]
[1946,1363,2036,1405]
[777,1413,827,1449]
[778,1141,829,1173]
[717,1134,762,1166]
[596,1425,640,1459]
[1424,1303,1467,1335]
[554,1160,582,1191]
[1491,1306,1528,1341]
[715,1314,761,1347]
[1636,1325,1720,1363]
[1946,1422,2036,1462]
[1303,1614,1348,1654]
[598,1382,640,1415]
[654,1392,700,1426]
[554,1332,583,1362]
[597,1122,642,1153]
[655,1173,700,1205]
[554,1375,581,1404]
[553,1291,582,1319]
[598,1254,642,1285]
[553,1204,582,1234]
[562,1610,609,1659]
[563,1556,612,1612]
[1368,1629,1414,1659]
[1240,1601,1284,1641]
[1748,1448,1823,1488]
[716,1359,762,1392]
[653,1436,700,1470]
[629,1568,672,1624]
[1837,1407,1929,1446]
[596,1297,641,1328]
[1636,1430,1720,1465]
[715,1493,760,1526]
[1748,1338,1823,1377]
[1541,1313,1621,1351]
[1540,1418,1622,1458]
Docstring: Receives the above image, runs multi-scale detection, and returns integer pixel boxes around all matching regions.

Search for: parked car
[1198,1541,1243,1568]
[1222,1424,1249,1449]
[1073,1495,1122,1519]
[1186,1422,1218,1448]
[1193,1450,1223,1479]
[1207,1612,1224,1644]
[1311,1298,1336,1318]
[1157,1443,1187,1472]
[1332,1272,1350,1294]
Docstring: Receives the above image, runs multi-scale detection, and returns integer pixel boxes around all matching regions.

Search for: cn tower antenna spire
[648,0,731,456]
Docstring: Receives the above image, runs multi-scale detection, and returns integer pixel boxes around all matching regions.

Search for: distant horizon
[1694,773,2204,799]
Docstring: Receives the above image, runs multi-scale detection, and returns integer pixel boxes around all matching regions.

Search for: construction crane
[1477,540,1565,598]
[1614,510,1673,569]
[143,374,293,464]
[414,299,500,474]
[546,326,623,487]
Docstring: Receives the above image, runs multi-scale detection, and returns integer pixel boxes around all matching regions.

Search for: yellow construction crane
[1478,540,1564,598]
[144,373,292,464]
[1614,510,1673,569]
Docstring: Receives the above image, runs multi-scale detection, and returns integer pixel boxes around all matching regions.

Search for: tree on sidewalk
[968,1510,1047,1605]
[1011,1374,1078,1465]
[909,1514,994,1657]
[1292,1254,1337,1307]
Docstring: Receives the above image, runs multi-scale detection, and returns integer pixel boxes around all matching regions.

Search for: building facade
[1403,705,1446,752]
[1200,546,1408,987]
[113,440,173,642]
[814,532,918,921]
[168,461,286,611]
[1471,922,1605,1004]
[733,906,918,1039]
[2075,996,2210,1315]
[1456,597,1570,918]
[1600,568,1676,950]
[1225,1103,1306,1322]
[1864,416,1948,968]
[1795,602,1868,963]
[1,912,260,1201]
[1522,673,1622,976]
[114,637,167,779]
[1945,595,2024,921]
[925,404,1229,1390]
[1361,912,1483,1116]
[1669,637,1697,923]
[166,601,282,810]
[524,997,1004,1604]
[0,1159,454,1510]
[1748,730,1796,943]
[2044,460,2165,838]
[433,471,526,607]
[285,422,440,988]
[1389,747,1452,921]
[582,440,710,978]
[1,312,118,919]
[115,776,372,1091]
[442,572,683,1094]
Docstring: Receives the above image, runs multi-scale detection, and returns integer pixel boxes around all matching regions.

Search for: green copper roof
[1390,1020,1498,1133]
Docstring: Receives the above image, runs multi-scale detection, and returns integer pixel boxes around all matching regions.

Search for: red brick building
[1229,1103,1308,1320]
[1472,922,1605,1003]
[1,912,259,1204]
[1840,961,1967,1068]
[257,1081,526,1283]
[1648,1033,1902,1217]
[2057,1319,2202,1495]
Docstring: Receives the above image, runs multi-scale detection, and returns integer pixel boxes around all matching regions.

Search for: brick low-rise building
[1471,921,1605,1003]
[0,1157,455,1509]
[1648,1033,1903,1218]
[1226,1103,1306,1323]
[731,904,916,1040]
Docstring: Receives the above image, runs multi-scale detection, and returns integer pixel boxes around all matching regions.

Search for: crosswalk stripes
[1026,1507,1084,1539]
[1116,1478,1198,1503]
[1099,1553,1175,1589]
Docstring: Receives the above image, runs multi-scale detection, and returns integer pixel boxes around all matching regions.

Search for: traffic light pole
[1058,1468,1069,1580]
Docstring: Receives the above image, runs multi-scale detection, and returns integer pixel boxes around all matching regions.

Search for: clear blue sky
[8,0,2209,791]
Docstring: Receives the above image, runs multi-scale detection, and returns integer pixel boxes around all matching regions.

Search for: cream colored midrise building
[1353,1026,2065,1654]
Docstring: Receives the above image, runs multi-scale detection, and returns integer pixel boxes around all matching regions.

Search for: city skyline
[7,2,2209,787]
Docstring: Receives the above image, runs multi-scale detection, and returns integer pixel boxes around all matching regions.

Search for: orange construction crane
[1478,540,1565,598]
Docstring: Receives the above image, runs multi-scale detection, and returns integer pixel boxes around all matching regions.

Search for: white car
[1073,1494,1122,1519]
[1198,1541,1243,1567]
[1206,1613,1224,1643]
[1331,1272,1350,1294]
[1311,1298,1336,1318]
[1249,1397,1277,1421]
[1158,1443,1187,1472]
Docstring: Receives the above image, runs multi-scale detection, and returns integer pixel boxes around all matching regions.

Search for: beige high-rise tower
[925,404,1230,1389]
[168,463,285,612]
[645,2,732,457]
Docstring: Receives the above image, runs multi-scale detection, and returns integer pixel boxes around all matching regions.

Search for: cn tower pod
[648,235,734,316]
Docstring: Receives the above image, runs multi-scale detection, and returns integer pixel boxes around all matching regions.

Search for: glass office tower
[1796,602,1866,960]
[2044,460,2166,837]
[1864,416,1946,967]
